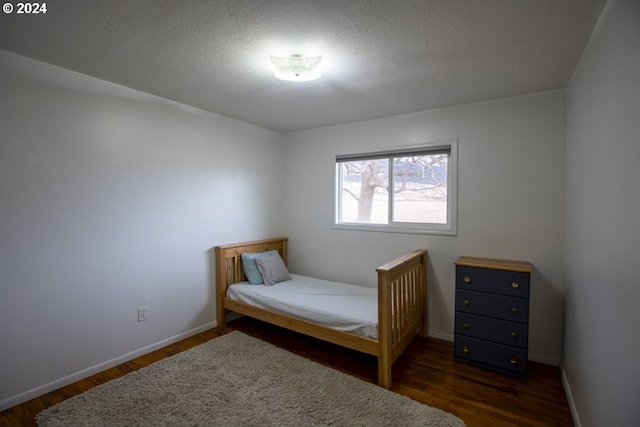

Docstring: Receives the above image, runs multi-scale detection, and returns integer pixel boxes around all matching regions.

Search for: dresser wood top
[455,256,532,273]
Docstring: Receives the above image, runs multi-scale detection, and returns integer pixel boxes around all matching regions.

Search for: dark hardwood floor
[1,317,573,427]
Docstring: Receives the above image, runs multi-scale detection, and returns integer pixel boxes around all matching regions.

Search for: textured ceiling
[0,0,606,133]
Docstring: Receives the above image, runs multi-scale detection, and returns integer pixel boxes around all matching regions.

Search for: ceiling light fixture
[269,54,322,82]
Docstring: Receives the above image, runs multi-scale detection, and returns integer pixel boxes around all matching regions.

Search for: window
[334,140,457,235]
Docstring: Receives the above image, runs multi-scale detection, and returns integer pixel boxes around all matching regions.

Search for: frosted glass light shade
[270,55,322,81]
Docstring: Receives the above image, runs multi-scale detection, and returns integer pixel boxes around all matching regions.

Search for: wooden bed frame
[215,237,427,389]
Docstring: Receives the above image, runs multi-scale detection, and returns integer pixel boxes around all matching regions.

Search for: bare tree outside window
[392,154,448,223]
[338,153,448,225]
[341,159,387,223]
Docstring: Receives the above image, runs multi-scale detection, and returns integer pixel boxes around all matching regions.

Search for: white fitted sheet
[227,274,378,339]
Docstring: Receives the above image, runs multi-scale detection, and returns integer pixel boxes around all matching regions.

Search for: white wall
[0,51,284,410]
[564,0,640,425]
[283,90,566,366]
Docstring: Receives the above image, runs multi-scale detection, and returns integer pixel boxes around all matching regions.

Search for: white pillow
[254,252,291,286]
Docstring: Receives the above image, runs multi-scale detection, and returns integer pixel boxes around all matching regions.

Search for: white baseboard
[561,367,581,427]
[528,352,560,367]
[0,321,217,412]
[427,330,454,341]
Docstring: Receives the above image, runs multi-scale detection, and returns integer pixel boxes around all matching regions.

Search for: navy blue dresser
[454,256,532,378]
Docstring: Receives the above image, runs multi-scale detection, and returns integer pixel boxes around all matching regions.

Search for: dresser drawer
[455,312,528,348]
[456,266,530,297]
[456,289,529,323]
[454,335,527,376]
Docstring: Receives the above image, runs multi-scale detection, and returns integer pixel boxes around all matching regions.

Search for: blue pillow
[241,250,279,285]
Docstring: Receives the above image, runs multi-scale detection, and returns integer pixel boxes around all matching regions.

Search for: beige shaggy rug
[36,331,465,427]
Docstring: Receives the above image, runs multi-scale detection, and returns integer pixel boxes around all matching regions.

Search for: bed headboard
[215,237,288,287]
[215,237,288,327]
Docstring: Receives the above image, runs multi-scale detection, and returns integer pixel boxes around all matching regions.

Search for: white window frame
[333,139,458,236]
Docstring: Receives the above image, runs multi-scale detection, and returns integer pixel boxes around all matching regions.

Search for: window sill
[332,223,457,236]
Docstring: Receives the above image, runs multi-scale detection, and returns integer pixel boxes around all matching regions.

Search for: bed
[215,237,427,389]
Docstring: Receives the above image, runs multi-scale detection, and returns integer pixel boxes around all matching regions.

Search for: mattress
[227,274,378,339]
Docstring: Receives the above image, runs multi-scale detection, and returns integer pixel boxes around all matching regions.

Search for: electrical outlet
[138,306,148,322]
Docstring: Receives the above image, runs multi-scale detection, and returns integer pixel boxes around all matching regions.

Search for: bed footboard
[376,249,427,388]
